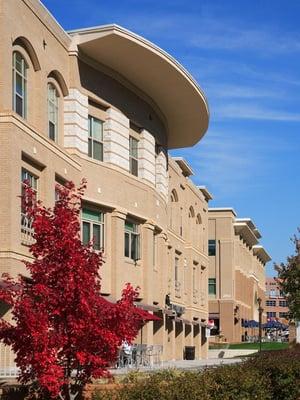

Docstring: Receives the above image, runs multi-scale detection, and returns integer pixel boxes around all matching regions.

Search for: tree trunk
[59,384,78,400]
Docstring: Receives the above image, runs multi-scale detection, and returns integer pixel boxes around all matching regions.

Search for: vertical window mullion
[48,83,58,141]
[13,52,27,118]
[82,208,104,251]
[22,59,25,117]
[88,115,104,161]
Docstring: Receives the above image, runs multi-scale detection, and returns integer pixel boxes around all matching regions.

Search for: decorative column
[185,323,193,348]
[110,209,127,297]
[64,88,88,154]
[155,147,168,198]
[103,108,130,171]
[153,232,168,358]
[141,221,155,347]
[175,320,184,360]
[194,323,201,359]
[138,129,155,185]
[201,325,208,359]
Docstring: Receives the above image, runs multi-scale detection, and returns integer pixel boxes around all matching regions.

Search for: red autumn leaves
[0,180,149,399]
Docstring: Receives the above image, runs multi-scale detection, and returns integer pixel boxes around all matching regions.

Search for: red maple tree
[0,180,148,400]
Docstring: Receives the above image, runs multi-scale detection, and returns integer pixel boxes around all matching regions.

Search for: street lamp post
[257,297,264,352]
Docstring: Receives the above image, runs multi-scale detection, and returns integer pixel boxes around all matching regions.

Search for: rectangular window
[82,208,104,251]
[48,83,59,141]
[175,257,179,283]
[13,52,27,118]
[279,312,288,318]
[267,312,276,318]
[21,169,38,241]
[192,267,196,293]
[124,219,140,261]
[88,116,104,161]
[174,256,181,296]
[208,278,216,295]
[208,240,216,256]
[129,136,138,176]
[55,175,67,202]
[153,232,157,268]
[279,300,287,307]
[266,300,276,307]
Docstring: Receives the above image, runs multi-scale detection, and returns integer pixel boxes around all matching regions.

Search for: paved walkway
[111,357,243,375]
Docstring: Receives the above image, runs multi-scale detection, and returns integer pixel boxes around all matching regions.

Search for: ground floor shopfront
[0,305,208,379]
[209,300,266,344]
[142,311,208,362]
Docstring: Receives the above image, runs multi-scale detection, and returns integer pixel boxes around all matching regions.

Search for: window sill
[124,257,141,266]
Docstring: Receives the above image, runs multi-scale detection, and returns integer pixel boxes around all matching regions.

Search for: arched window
[13,51,28,118]
[189,206,195,218]
[169,189,178,232]
[170,189,178,202]
[196,214,202,225]
[48,83,59,141]
[196,213,204,252]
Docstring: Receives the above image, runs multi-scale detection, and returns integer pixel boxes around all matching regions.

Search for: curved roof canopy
[69,25,209,149]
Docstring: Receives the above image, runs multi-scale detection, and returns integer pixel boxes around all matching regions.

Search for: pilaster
[155,147,168,198]
[110,209,127,297]
[64,88,88,153]
[138,129,155,185]
[103,108,130,171]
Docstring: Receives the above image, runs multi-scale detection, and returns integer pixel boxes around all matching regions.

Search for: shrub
[246,348,300,400]
[91,366,270,400]
[92,348,300,400]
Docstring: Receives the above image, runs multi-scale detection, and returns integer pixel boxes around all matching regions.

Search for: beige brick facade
[208,209,270,343]
[0,0,213,373]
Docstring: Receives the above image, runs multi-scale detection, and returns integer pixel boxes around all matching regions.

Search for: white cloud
[172,128,295,198]
[213,103,300,122]
[204,83,284,100]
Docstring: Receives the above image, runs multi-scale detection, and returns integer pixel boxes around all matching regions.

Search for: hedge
[92,347,300,400]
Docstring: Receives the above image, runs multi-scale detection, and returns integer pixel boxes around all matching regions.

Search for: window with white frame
[279,300,288,307]
[129,136,138,176]
[13,52,27,118]
[124,219,140,261]
[21,169,38,240]
[48,83,59,141]
[279,312,288,318]
[267,311,276,318]
[266,300,276,307]
[88,116,104,161]
[82,208,104,251]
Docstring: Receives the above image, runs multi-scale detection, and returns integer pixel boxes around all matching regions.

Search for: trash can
[184,346,195,360]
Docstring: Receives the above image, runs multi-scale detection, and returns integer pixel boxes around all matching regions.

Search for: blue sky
[42,0,300,276]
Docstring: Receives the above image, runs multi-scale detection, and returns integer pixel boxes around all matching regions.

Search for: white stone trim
[138,129,155,185]
[156,148,168,198]
[64,88,88,154]
[103,108,130,171]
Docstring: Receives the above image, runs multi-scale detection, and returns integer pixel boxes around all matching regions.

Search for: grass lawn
[227,342,289,351]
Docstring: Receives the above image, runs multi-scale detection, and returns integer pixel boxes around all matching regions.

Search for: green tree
[276,230,300,320]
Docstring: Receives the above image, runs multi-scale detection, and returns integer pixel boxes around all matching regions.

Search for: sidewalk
[111,357,243,375]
